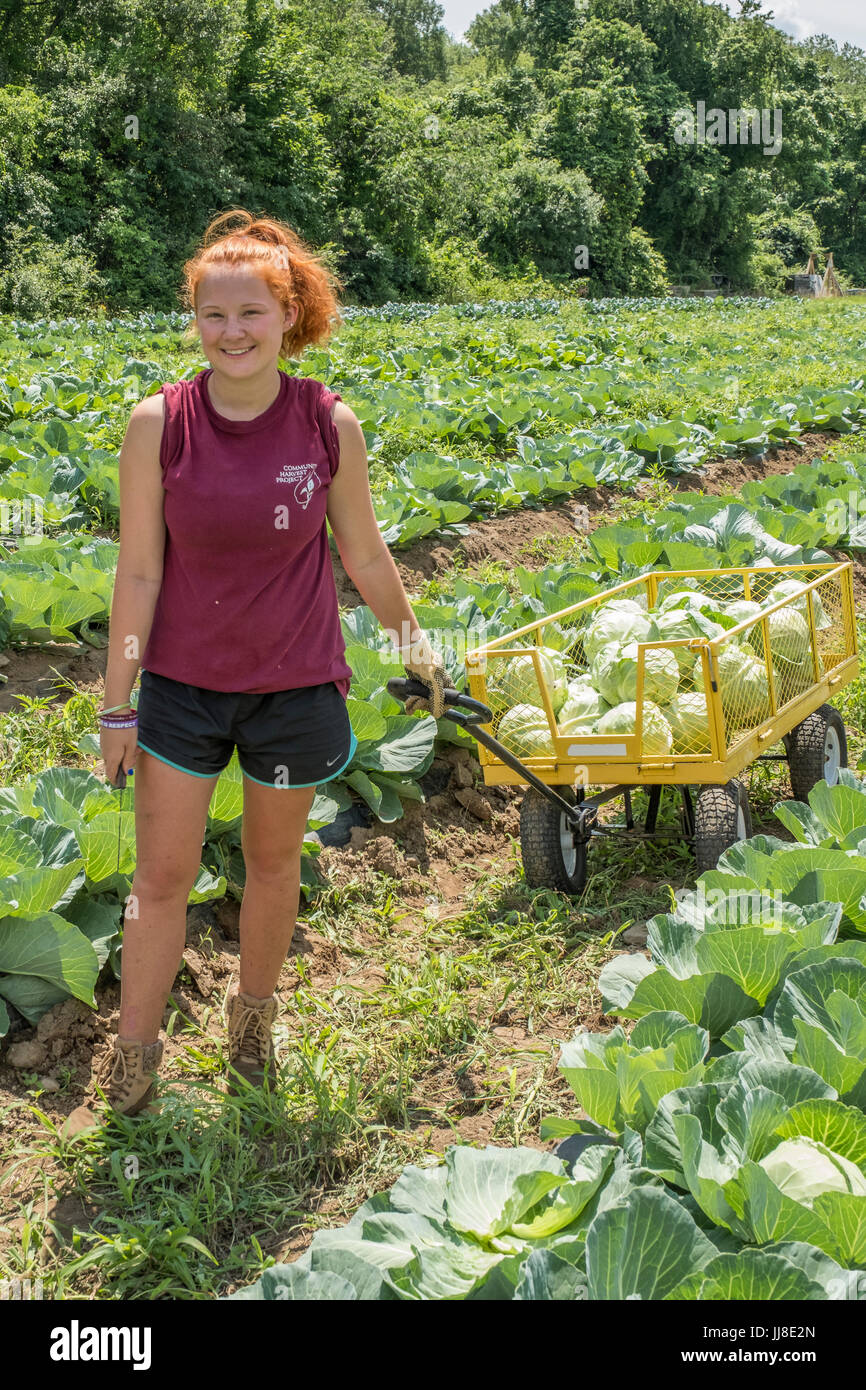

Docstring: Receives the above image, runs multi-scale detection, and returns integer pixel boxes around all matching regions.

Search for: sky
[437,0,866,50]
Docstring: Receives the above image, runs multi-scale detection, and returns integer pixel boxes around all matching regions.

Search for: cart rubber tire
[786,704,847,803]
[694,780,752,875]
[519,785,587,894]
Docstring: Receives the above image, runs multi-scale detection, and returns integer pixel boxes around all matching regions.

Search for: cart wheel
[786,704,848,803]
[694,780,752,874]
[519,785,587,894]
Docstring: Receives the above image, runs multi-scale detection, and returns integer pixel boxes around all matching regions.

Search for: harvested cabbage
[725,599,763,634]
[656,577,706,606]
[593,641,679,707]
[764,579,830,631]
[773,653,815,700]
[658,589,717,616]
[537,646,571,714]
[759,1137,866,1205]
[557,686,609,730]
[653,608,724,675]
[699,645,770,728]
[582,603,657,665]
[490,649,560,713]
[750,607,810,664]
[597,700,673,755]
[496,703,555,757]
[665,692,711,753]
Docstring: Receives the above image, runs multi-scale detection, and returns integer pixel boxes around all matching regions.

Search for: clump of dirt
[316,745,520,905]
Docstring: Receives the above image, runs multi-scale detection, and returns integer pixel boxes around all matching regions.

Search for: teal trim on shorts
[240,728,358,789]
[136,741,218,779]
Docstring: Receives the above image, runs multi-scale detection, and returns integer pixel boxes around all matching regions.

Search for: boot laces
[233,1000,274,1065]
[94,1041,156,1103]
[95,1044,127,1095]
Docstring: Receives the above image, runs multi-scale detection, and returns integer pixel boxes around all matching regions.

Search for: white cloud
[437,1,866,50]
[767,1,814,42]
[737,0,866,47]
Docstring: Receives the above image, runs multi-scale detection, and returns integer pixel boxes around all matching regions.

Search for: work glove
[399,631,449,719]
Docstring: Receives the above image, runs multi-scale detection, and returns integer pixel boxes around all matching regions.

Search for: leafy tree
[1,0,866,305]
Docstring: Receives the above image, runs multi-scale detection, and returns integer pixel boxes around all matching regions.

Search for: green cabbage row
[225,771,866,1301]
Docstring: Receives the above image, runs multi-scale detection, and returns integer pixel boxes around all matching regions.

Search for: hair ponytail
[179,209,345,359]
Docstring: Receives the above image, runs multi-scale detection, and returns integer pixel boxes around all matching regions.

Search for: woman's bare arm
[102,393,168,708]
[326,401,422,651]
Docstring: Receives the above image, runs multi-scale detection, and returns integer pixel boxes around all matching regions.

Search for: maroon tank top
[140,367,353,697]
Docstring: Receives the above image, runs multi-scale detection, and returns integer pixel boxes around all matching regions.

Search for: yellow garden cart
[389,561,858,893]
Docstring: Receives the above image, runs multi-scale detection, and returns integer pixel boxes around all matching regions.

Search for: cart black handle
[386,677,493,726]
[387,676,585,829]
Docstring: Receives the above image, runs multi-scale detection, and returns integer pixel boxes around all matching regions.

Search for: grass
[0,673,101,782]
[0,782,694,1300]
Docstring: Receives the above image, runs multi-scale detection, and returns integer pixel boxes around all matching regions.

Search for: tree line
[0,0,863,312]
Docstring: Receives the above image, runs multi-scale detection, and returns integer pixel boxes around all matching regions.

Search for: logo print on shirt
[274,461,320,509]
[294,473,317,510]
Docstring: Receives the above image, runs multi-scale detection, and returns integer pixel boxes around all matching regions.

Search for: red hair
[179,209,345,360]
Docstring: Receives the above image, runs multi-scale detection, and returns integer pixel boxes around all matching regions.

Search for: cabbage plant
[644,1072,866,1264]
[600,894,843,1039]
[759,1138,866,1202]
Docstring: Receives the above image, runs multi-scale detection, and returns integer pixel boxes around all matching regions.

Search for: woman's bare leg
[237,778,317,998]
[119,749,221,1043]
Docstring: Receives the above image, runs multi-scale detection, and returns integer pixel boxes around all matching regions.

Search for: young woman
[82,210,447,1120]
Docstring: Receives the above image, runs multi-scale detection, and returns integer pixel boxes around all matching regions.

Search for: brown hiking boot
[95,1037,164,1114]
[60,1039,165,1145]
[60,1037,164,1140]
[226,985,278,1092]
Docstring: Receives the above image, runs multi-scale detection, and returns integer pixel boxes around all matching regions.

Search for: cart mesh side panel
[468,562,856,779]
[483,613,592,759]
[718,567,849,754]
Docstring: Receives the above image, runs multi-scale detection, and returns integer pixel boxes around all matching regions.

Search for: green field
[3,295,866,1301]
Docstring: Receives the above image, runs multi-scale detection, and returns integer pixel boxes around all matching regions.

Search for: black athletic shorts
[135,669,357,788]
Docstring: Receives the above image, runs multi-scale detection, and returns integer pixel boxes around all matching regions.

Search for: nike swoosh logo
[325,753,342,767]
